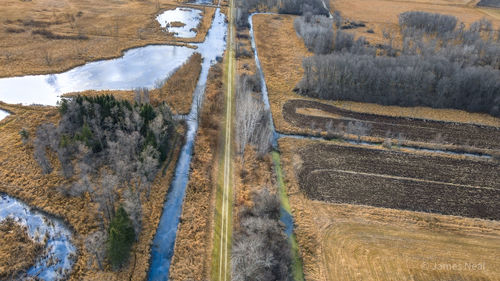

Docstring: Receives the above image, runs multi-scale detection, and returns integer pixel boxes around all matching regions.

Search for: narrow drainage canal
[147,8,227,281]
[249,13,305,281]
[249,11,491,281]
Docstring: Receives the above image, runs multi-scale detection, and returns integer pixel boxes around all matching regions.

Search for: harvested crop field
[284,99,500,151]
[478,0,500,8]
[278,137,500,281]
[294,141,500,220]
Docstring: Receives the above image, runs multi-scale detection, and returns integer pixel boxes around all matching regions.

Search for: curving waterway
[0,194,76,280]
[0,5,224,281]
[148,8,227,281]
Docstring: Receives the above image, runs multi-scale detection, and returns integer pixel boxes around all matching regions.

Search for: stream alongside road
[148,7,227,281]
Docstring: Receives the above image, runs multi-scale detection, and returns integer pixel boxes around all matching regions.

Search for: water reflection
[0,110,8,121]
[0,45,194,106]
[148,8,227,281]
[156,7,202,38]
[0,194,76,280]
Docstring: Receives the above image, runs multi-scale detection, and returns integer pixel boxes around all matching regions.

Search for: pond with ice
[156,7,202,38]
[0,194,76,280]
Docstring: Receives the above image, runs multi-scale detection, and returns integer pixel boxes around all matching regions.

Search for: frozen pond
[0,194,76,280]
[0,45,194,106]
[0,109,8,121]
[156,8,202,38]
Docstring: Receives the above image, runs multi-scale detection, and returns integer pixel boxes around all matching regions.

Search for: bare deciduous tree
[85,230,108,270]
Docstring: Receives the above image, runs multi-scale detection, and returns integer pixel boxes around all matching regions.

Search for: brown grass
[330,0,500,45]
[169,62,224,281]
[295,107,343,119]
[169,21,187,28]
[284,99,500,152]
[67,52,203,115]
[278,137,500,281]
[0,219,44,280]
[0,0,214,78]
[0,101,183,280]
[252,13,500,138]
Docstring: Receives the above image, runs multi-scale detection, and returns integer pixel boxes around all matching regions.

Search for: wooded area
[294,11,500,117]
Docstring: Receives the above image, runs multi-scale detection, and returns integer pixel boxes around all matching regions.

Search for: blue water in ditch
[248,13,295,236]
[148,8,227,281]
[0,194,76,280]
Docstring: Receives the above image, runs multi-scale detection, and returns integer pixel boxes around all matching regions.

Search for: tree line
[294,11,500,117]
[236,74,273,160]
[33,93,177,269]
[235,0,329,30]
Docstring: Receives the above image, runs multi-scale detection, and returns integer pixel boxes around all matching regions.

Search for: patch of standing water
[0,109,8,121]
[191,0,214,4]
[148,8,227,281]
[0,45,194,106]
[156,7,202,38]
[249,13,279,148]
[249,11,301,272]
[0,194,76,280]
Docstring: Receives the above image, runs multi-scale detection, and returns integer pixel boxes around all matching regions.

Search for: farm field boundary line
[309,168,498,191]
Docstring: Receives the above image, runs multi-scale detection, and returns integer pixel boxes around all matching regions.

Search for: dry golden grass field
[279,137,500,281]
[330,0,500,44]
[0,0,215,77]
[0,102,183,280]
[252,13,500,136]
[0,219,44,279]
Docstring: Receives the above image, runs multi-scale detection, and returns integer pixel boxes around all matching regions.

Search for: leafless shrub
[232,189,292,281]
[347,121,371,143]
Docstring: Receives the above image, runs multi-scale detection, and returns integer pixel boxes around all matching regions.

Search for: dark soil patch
[477,0,500,8]
[283,99,500,150]
[297,143,500,220]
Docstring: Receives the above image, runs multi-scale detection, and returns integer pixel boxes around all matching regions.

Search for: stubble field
[279,137,500,281]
